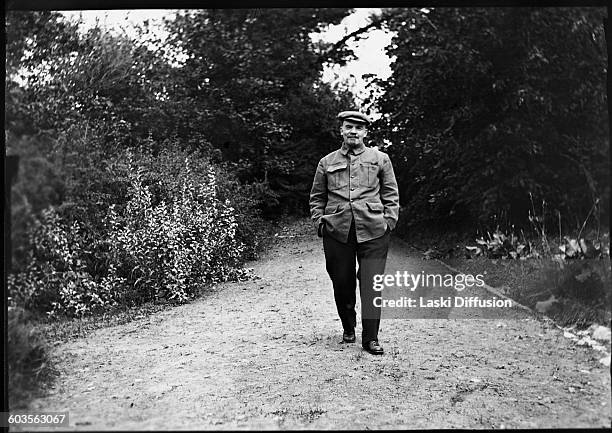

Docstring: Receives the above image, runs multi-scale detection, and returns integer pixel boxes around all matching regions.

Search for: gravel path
[20,219,611,430]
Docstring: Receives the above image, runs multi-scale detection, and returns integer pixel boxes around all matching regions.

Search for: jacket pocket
[326,162,348,191]
[324,204,341,215]
[366,202,384,212]
[359,161,379,188]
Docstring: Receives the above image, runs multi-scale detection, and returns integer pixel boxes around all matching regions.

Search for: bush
[8,207,118,317]
[103,152,247,304]
[8,148,254,317]
[7,307,55,409]
[117,139,269,261]
[7,127,131,274]
[216,163,271,260]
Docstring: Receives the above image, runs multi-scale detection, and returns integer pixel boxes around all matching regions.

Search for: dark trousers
[323,219,390,345]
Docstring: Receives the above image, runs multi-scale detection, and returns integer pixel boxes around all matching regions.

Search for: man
[309,110,399,355]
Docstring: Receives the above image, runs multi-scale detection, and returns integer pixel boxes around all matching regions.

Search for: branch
[318,17,385,63]
[558,150,599,200]
[443,115,456,134]
[422,14,438,31]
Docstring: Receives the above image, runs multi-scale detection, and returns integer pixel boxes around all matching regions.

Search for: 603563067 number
[1,412,69,428]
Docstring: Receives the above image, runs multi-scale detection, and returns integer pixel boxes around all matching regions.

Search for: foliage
[9,207,119,317]
[467,228,609,260]
[466,195,610,261]
[7,307,55,409]
[8,148,251,317]
[215,163,272,260]
[6,15,177,145]
[370,7,609,231]
[6,126,132,274]
[538,256,611,327]
[165,8,356,214]
[555,235,609,260]
[6,10,325,318]
[6,9,359,220]
[103,152,248,305]
[463,208,610,327]
[5,11,81,135]
[466,230,539,260]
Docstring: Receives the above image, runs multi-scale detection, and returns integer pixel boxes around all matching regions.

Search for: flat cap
[337,110,371,125]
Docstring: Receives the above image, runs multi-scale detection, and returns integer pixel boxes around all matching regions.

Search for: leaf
[574,268,592,282]
[535,295,558,314]
[465,245,482,255]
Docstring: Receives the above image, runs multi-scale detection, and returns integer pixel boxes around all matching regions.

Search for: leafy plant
[7,306,56,409]
[8,207,117,317]
[103,153,247,304]
[7,149,253,317]
[466,229,538,260]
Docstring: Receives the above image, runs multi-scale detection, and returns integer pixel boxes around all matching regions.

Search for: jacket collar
[340,143,366,156]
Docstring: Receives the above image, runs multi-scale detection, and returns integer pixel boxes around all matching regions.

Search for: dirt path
[22,218,611,430]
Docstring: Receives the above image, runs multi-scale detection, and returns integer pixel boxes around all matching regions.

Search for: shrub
[216,163,271,260]
[7,127,131,275]
[124,140,269,261]
[104,153,247,304]
[8,149,253,317]
[466,229,540,260]
[7,307,55,409]
[8,207,117,317]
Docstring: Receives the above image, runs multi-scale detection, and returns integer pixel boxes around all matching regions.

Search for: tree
[165,8,356,214]
[5,11,80,135]
[370,7,608,231]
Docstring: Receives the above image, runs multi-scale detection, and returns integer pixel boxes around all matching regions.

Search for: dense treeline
[369,7,609,233]
[5,9,355,316]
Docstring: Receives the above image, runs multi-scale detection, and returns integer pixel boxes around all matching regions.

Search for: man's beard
[345,137,362,148]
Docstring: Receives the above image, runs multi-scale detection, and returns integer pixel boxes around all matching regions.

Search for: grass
[297,406,327,422]
[7,307,58,410]
[271,406,327,423]
[446,254,611,327]
[397,214,611,330]
[33,297,189,342]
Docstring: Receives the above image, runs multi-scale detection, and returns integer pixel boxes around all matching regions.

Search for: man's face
[340,120,368,148]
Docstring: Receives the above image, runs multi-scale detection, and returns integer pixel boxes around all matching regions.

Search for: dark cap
[337,110,371,125]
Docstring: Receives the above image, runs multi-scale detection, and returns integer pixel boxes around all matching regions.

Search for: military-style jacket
[309,143,400,244]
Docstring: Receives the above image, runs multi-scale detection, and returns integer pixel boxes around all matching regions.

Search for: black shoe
[342,330,356,343]
[363,340,384,355]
